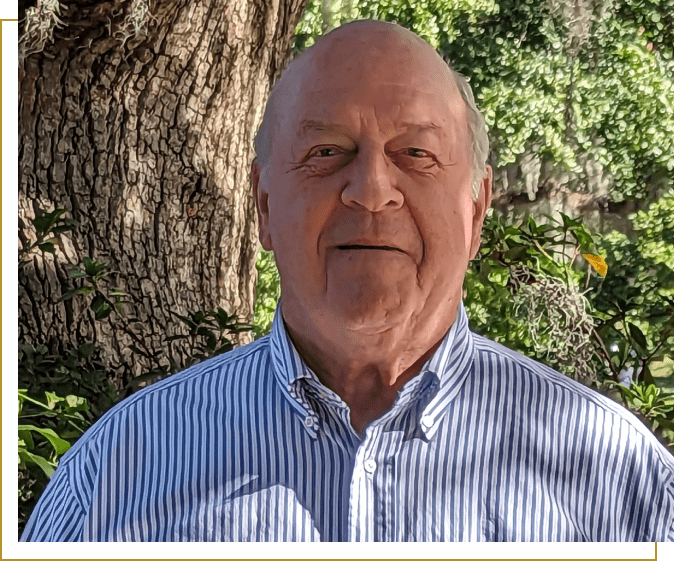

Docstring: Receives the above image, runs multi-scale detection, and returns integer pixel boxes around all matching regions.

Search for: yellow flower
[582,254,608,277]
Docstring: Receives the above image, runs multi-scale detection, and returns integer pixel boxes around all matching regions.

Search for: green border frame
[0,4,674,560]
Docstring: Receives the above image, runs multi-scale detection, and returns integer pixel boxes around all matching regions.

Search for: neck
[281,299,459,429]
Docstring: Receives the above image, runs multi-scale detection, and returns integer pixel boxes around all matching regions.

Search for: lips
[337,244,405,254]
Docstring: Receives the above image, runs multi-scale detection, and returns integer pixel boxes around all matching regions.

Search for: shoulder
[59,335,272,465]
[471,332,674,470]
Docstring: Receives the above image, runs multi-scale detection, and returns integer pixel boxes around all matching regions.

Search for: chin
[329,295,411,332]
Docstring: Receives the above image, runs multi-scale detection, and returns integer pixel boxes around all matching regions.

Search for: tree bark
[18,0,308,387]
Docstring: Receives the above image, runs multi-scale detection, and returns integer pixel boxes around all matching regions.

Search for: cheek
[268,186,334,261]
[418,201,474,266]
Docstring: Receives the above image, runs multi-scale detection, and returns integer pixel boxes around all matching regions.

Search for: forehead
[274,31,465,139]
[301,82,453,117]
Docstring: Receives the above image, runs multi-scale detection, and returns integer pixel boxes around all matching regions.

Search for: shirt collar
[268,298,475,438]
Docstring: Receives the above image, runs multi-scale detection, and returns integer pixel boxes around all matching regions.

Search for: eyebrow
[295,119,442,139]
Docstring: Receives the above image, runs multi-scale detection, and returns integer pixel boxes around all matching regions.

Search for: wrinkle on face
[254,20,491,416]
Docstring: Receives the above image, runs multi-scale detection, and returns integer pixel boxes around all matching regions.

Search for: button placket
[420,415,434,429]
[348,425,384,541]
[364,459,377,474]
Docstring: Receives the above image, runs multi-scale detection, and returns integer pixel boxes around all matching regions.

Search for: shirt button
[421,415,434,429]
[304,416,315,428]
[364,459,377,473]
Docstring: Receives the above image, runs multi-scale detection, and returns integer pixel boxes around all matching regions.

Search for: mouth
[337,244,405,254]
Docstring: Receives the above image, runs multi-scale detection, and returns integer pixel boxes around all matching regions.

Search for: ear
[468,164,493,261]
[251,158,273,251]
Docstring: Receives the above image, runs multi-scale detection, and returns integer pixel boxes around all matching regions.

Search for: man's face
[253,23,491,336]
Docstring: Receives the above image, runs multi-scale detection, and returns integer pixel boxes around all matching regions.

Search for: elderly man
[22,19,674,542]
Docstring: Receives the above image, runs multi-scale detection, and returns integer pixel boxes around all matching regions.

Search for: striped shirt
[21,301,674,541]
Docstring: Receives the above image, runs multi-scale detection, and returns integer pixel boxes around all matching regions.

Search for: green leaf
[51,224,76,234]
[570,226,594,253]
[65,395,87,411]
[68,268,87,279]
[504,246,527,261]
[628,323,649,353]
[32,216,53,234]
[165,335,186,342]
[59,288,79,302]
[90,293,106,313]
[196,326,214,338]
[487,264,509,287]
[45,392,63,409]
[641,364,656,386]
[17,424,71,456]
[171,312,196,329]
[18,429,34,451]
[32,209,66,235]
[560,213,581,230]
[94,304,113,320]
[38,242,56,254]
[78,343,96,358]
[82,256,95,275]
[18,448,55,477]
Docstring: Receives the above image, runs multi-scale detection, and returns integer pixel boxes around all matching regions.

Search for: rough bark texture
[18,0,308,387]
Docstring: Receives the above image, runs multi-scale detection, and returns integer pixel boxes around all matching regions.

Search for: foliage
[18,390,89,474]
[253,248,282,339]
[18,208,253,534]
[617,382,674,433]
[464,200,674,450]
[18,390,89,480]
[19,341,118,420]
[126,307,254,393]
[17,387,93,530]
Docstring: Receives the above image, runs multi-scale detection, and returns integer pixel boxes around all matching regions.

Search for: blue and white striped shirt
[21,301,674,541]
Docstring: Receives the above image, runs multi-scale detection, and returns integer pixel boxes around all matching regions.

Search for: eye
[403,148,432,158]
[309,146,341,159]
[397,148,438,172]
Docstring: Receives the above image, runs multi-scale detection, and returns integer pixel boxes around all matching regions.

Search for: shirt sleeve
[20,464,85,542]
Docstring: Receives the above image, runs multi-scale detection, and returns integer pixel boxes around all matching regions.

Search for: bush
[17,208,253,535]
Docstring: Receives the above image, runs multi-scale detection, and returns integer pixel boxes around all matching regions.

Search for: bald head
[253,20,489,199]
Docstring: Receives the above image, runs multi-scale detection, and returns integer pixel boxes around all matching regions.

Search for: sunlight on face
[255,22,489,338]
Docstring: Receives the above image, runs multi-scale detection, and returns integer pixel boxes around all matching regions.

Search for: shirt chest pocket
[185,485,322,541]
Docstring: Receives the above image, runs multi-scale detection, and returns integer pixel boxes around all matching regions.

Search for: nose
[341,147,404,212]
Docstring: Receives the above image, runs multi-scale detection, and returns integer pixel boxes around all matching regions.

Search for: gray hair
[253,46,489,201]
[446,66,490,200]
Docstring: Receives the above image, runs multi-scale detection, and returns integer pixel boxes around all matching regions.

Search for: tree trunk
[18,0,308,387]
